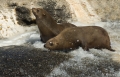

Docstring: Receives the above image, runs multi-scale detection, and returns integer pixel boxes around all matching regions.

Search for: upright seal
[32,8,76,43]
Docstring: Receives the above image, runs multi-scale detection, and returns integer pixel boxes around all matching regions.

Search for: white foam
[33,41,44,48]
[46,67,70,77]
[0,31,37,47]
[116,71,120,77]
[71,21,94,26]
[70,48,95,59]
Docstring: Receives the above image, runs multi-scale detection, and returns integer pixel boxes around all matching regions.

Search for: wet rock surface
[37,0,71,23]
[0,45,70,77]
[0,45,120,77]
[9,0,72,26]
[15,6,36,26]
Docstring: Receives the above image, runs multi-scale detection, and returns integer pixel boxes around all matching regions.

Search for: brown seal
[44,26,115,51]
[32,8,76,43]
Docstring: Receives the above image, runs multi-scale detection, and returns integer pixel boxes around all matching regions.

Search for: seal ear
[56,43,59,45]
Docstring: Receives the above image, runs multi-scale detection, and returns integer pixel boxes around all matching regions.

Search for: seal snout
[32,8,35,13]
[44,44,46,48]
[32,8,36,11]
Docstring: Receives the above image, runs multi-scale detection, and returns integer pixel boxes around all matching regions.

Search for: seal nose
[44,44,46,48]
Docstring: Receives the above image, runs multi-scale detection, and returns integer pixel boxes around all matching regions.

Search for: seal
[32,8,76,43]
[44,26,115,51]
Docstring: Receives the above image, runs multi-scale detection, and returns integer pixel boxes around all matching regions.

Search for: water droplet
[77,40,79,42]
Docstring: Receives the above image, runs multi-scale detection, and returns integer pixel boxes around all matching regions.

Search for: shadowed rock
[15,6,36,26]
[0,45,70,77]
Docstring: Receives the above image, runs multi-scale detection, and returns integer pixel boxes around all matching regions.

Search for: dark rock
[0,45,70,77]
[8,2,18,8]
[15,6,36,26]
[38,0,72,23]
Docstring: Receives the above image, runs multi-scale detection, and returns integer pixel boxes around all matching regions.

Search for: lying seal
[32,8,76,43]
[44,26,115,51]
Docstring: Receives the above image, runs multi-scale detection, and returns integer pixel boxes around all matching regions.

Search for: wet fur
[32,8,75,43]
[44,26,115,52]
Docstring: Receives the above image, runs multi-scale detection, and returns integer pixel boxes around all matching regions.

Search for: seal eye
[49,42,53,46]
[37,9,39,12]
